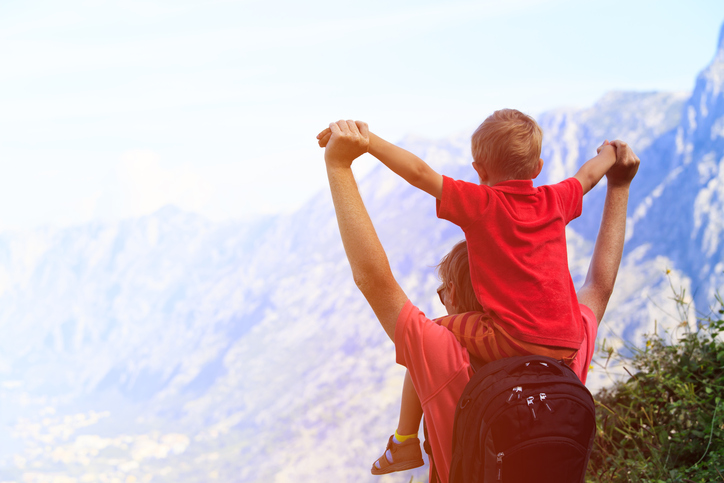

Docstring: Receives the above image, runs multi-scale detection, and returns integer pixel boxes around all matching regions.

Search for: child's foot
[370,434,424,475]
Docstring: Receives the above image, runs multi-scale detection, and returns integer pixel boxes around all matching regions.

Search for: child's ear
[472,162,489,184]
[531,158,544,180]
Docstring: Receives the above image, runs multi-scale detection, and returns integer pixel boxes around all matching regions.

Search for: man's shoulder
[395,301,472,405]
[395,301,469,359]
[395,300,441,341]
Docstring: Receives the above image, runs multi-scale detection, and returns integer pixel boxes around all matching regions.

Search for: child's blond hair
[471,109,543,181]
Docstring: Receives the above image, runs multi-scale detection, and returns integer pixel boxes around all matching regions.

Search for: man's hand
[605,140,640,187]
[317,121,368,150]
[324,120,369,168]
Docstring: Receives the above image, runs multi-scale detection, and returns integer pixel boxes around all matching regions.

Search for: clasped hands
[317,120,369,168]
[597,140,640,187]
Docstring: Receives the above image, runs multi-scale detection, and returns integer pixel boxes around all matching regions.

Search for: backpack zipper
[494,436,587,481]
[489,389,593,428]
[496,452,504,481]
[526,393,557,420]
[506,386,523,402]
[480,391,594,449]
[540,392,553,412]
[526,396,537,420]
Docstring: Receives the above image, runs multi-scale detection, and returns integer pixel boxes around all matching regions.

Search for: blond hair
[436,240,484,313]
[471,109,543,181]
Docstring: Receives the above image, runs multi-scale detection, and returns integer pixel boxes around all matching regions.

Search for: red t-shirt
[395,300,598,483]
[437,176,583,348]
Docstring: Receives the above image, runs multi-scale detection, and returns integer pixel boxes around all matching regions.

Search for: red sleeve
[436,176,490,230]
[551,177,583,223]
[395,300,470,403]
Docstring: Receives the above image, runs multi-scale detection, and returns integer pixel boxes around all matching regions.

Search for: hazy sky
[1,0,723,231]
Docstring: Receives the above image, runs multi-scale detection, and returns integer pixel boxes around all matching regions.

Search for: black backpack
[426,354,596,483]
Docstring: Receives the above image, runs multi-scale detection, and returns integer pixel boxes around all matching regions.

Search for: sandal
[371,435,424,475]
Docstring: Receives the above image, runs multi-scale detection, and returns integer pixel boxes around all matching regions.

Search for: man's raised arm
[323,120,408,341]
[576,140,640,323]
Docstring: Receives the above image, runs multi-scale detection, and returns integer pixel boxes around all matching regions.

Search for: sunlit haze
[1,0,722,230]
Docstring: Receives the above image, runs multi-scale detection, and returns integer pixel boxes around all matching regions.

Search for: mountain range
[2,23,724,483]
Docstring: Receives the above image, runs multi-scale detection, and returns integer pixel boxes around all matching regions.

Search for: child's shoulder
[538,177,582,193]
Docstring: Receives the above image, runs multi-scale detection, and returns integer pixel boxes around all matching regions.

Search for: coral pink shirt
[437,176,583,349]
[395,300,597,483]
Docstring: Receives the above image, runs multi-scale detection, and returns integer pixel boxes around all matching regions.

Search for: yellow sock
[394,430,417,443]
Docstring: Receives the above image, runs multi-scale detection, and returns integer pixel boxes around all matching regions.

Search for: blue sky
[1,0,723,230]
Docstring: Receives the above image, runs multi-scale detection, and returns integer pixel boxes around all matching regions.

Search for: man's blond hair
[471,109,543,181]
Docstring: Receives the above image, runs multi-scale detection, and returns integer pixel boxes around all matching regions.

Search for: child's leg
[371,369,424,475]
[435,311,577,363]
[396,369,423,437]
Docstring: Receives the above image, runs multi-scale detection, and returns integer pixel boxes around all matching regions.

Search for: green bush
[587,287,724,482]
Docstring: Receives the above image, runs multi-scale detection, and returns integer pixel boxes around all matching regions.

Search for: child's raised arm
[573,142,617,195]
[317,122,443,199]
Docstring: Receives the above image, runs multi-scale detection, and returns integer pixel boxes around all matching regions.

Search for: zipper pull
[497,452,504,481]
[540,392,553,412]
[526,396,537,420]
[507,386,522,402]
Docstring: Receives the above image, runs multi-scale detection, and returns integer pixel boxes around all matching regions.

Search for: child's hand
[317,127,332,147]
[596,140,616,155]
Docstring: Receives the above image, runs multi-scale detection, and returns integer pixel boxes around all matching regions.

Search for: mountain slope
[2,22,724,483]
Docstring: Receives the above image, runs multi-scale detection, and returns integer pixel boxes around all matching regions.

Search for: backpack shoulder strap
[425,355,485,483]
[468,355,486,373]
[422,417,440,483]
